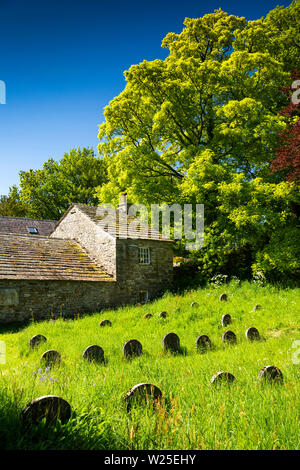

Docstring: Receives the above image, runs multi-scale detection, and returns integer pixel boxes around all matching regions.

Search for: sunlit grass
[0,281,299,449]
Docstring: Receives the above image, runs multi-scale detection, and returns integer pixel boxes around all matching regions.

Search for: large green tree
[10,148,107,220]
[0,186,27,217]
[97,2,300,280]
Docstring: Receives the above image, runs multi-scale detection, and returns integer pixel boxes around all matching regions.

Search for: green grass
[0,281,299,450]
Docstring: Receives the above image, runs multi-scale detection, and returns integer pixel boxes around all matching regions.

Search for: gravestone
[21,395,71,426]
[123,339,143,359]
[253,304,262,311]
[258,365,283,384]
[190,302,199,308]
[40,350,61,368]
[162,332,180,353]
[222,330,237,344]
[144,313,153,319]
[219,293,228,301]
[99,319,112,327]
[124,383,162,412]
[245,327,260,341]
[29,334,47,349]
[158,311,167,319]
[221,314,232,327]
[82,345,105,363]
[196,335,212,352]
[211,371,236,385]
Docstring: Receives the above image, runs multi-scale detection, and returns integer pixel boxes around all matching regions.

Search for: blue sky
[0,0,291,195]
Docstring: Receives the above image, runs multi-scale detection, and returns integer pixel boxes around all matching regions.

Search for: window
[138,247,150,265]
[27,227,39,235]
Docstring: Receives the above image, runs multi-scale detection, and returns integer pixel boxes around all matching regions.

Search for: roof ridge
[0,232,68,241]
[0,215,57,222]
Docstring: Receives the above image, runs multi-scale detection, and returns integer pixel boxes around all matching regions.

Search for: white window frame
[138,247,151,265]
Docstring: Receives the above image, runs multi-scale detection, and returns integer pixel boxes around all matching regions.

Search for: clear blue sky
[0,0,291,195]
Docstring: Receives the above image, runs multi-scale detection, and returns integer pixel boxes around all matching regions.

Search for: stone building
[0,199,173,323]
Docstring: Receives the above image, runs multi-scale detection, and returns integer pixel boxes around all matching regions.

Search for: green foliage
[235,1,300,73]
[11,148,107,220]
[0,282,299,450]
[0,186,27,217]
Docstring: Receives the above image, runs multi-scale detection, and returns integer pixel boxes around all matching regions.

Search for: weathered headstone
[123,339,143,359]
[196,335,212,352]
[211,371,236,385]
[99,319,112,327]
[29,334,47,349]
[158,311,167,319]
[245,327,260,341]
[222,330,237,344]
[124,383,162,412]
[21,395,71,426]
[221,314,232,327]
[253,304,262,311]
[82,345,105,363]
[258,365,283,384]
[190,301,199,308]
[219,293,228,301]
[162,332,180,353]
[40,350,61,368]
[144,313,153,319]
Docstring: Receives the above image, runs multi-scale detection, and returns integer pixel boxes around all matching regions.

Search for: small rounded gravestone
[253,304,262,311]
[219,293,228,301]
[196,335,212,352]
[245,327,260,342]
[158,311,167,319]
[123,339,143,359]
[190,301,199,308]
[144,313,153,319]
[124,383,162,412]
[99,319,112,327]
[222,330,237,344]
[82,345,105,363]
[211,371,236,385]
[258,365,283,384]
[162,332,180,353]
[29,334,47,349]
[21,395,71,426]
[40,350,61,368]
[221,314,232,327]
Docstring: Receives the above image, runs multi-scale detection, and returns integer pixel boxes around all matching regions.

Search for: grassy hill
[0,281,299,450]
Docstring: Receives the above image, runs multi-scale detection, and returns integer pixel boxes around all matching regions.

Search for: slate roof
[71,204,173,242]
[0,216,56,236]
[0,233,112,281]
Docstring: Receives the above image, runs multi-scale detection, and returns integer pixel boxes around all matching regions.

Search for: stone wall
[116,238,173,300]
[0,279,119,324]
[51,207,116,276]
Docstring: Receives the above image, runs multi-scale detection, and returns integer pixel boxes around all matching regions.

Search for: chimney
[118,192,127,212]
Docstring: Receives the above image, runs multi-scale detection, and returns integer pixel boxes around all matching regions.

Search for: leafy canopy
[97,2,300,280]
[3,148,107,220]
